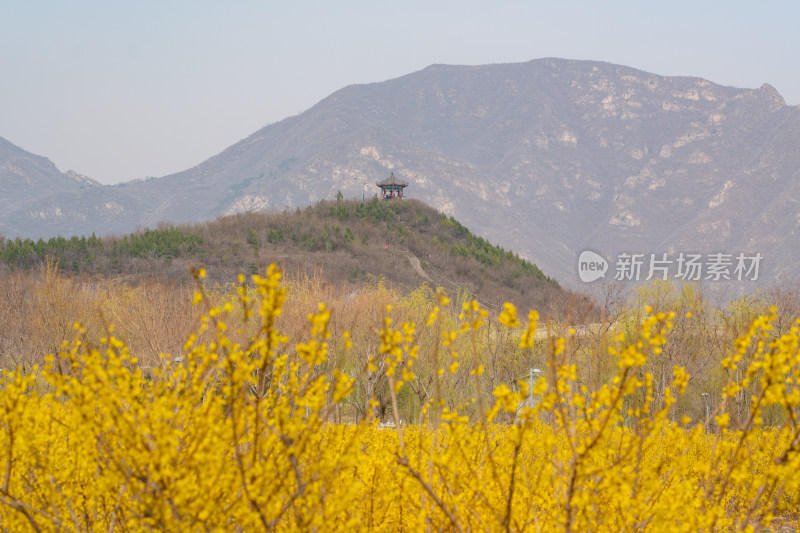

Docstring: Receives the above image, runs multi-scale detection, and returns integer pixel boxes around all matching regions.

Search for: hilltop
[0,198,567,315]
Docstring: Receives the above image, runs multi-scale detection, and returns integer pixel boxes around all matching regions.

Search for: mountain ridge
[3,58,799,288]
[0,136,100,208]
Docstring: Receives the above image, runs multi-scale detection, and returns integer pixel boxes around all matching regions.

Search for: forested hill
[0,198,567,315]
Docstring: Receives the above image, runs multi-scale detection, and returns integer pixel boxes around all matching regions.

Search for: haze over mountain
[3,58,799,288]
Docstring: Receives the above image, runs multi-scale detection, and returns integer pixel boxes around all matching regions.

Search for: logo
[576,250,763,283]
[578,250,608,283]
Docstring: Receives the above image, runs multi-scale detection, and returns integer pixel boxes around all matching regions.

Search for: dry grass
[2,260,797,431]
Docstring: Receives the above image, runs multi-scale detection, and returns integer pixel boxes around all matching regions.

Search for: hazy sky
[2,1,798,184]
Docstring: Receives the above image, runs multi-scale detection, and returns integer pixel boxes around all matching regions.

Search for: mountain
[3,58,800,289]
[0,137,99,213]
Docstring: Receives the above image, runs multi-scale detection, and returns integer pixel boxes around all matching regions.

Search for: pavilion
[376,172,408,200]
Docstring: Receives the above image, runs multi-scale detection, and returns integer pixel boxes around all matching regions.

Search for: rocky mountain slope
[0,137,99,214]
[3,58,800,288]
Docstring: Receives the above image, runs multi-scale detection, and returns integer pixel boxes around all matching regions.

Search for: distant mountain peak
[759,82,786,105]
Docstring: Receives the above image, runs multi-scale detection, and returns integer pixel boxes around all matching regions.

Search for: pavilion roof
[376,172,408,187]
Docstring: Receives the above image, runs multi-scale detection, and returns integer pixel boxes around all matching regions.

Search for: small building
[376,172,408,200]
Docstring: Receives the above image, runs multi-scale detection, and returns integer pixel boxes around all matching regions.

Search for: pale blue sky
[2,1,798,184]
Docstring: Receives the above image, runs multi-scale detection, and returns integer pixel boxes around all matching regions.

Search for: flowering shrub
[0,265,798,531]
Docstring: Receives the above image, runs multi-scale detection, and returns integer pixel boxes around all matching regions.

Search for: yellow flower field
[1,265,798,531]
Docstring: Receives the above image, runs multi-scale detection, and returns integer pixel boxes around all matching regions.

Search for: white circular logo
[578,250,608,283]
